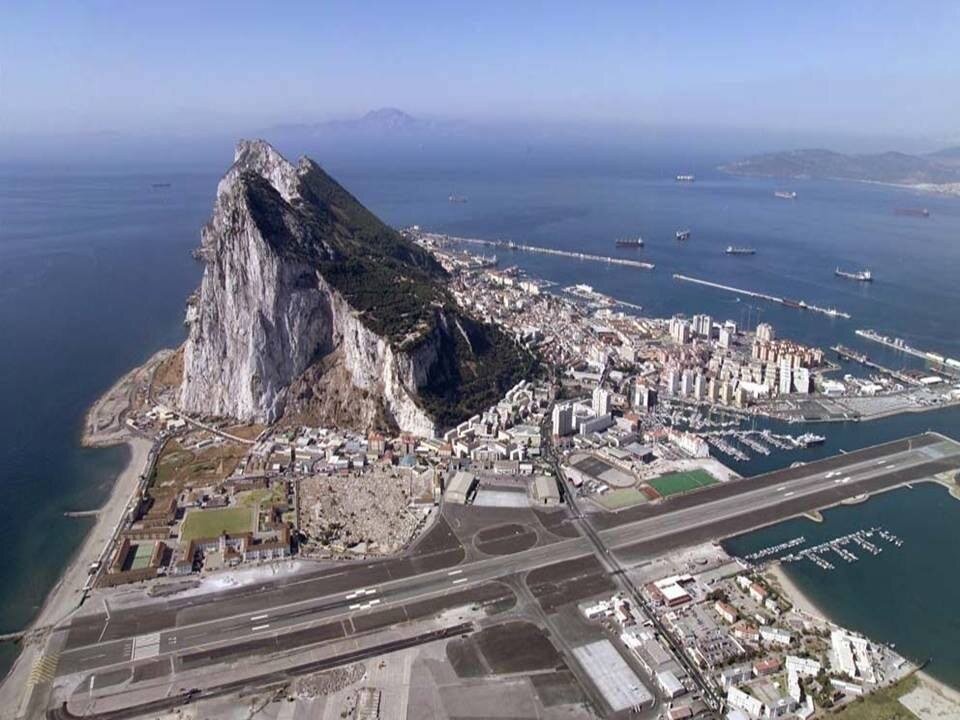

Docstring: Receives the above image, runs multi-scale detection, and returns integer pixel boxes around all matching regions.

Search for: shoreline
[0,435,152,712]
[768,551,960,703]
[766,562,829,621]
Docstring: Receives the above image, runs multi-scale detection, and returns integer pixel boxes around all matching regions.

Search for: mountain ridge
[179,139,534,435]
[720,146,960,185]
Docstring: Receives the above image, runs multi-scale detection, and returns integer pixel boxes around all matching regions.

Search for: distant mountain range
[721,147,960,185]
[266,108,456,141]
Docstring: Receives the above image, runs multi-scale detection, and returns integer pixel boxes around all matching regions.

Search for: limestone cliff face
[179,140,444,435]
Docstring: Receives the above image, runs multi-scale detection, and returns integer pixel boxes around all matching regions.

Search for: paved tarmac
[47,432,960,716]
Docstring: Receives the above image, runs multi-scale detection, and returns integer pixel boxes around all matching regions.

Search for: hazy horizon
[2,2,959,165]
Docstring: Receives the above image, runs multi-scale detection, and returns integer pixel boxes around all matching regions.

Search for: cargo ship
[676,174,695,182]
[675,229,691,241]
[616,237,644,248]
[774,190,797,199]
[894,207,929,217]
[725,246,756,255]
[835,267,872,282]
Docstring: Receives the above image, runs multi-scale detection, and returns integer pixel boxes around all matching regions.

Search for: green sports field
[180,507,254,542]
[648,469,717,497]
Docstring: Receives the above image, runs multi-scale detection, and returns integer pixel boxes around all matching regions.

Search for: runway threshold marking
[131,633,161,661]
[28,653,59,686]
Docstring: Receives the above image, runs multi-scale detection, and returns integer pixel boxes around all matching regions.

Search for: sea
[1,146,959,681]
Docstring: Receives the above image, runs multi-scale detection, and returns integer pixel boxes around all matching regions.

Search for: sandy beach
[0,436,152,717]
[767,564,960,714]
[766,562,829,621]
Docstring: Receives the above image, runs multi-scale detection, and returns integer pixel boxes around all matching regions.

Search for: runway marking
[841,477,850,484]
[783,492,795,497]
[448,569,463,576]
[28,653,59,686]
[132,632,161,661]
[250,614,269,621]
[777,486,786,491]
[451,577,468,585]
[349,603,361,610]
[346,588,376,600]
[250,624,270,632]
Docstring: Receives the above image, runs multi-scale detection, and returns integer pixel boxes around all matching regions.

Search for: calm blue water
[1,150,958,679]
[723,483,960,690]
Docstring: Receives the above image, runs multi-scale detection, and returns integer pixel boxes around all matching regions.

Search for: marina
[673,273,852,319]
[741,527,904,569]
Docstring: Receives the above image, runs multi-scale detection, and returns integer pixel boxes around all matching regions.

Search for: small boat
[835,267,873,282]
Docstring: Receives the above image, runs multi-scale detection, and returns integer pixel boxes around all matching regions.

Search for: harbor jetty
[673,273,851,319]
[441,234,656,270]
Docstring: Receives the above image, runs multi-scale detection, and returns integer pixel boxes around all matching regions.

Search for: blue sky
[2,1,958,144]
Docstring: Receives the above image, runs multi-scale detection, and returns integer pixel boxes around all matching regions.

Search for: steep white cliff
[179,140,438,436]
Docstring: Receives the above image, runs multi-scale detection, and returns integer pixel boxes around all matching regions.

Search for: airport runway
[47,432,960,715]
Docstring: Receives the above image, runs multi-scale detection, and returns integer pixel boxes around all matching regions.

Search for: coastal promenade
[24,433,960,718]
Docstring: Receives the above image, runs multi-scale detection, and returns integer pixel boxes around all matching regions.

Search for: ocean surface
[722,483,960,690]
[1,149,959,680]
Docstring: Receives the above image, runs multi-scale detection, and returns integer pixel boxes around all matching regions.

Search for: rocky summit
[179,140,533,436]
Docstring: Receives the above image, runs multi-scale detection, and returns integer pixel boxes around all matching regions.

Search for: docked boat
[725,246,756,255]
[616,237,644,248]
[835,267,872,282]
[675,229,691,241]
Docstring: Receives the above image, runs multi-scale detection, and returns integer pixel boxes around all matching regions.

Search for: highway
[44,432,960,716]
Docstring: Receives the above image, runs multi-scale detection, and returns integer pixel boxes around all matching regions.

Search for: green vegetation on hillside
[416,312,540,429]
[240,149,538,431]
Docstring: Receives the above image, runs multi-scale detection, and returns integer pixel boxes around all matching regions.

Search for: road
[42,431,960,716]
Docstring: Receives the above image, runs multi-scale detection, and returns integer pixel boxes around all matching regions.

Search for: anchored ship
[448,194,468,204]
[616,237,644,248]
[835,267,872,282]
[774,190,797,199]
[725,246,756,255]
[676,174,695,182]
[675,229,691,241]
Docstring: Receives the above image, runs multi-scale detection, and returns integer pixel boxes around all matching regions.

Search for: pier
[856,329,960,377]
[832,345,920,386]
[438,234,655,270]
[673,274,851,319]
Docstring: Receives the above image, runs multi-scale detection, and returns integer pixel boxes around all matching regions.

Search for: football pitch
[648,469,717,497]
